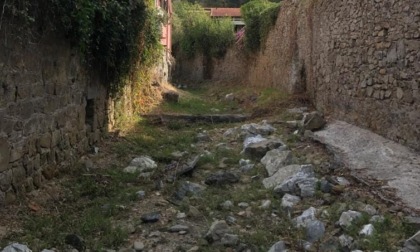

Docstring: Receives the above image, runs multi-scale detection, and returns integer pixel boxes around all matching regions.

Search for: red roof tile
[210,8,241,17]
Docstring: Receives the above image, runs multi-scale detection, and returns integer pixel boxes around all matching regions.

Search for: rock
[1,244,32,252]
[295,207,317,227]
[133,240,145,251]
[370,215,385,223]
[205,171,240,185]
[281,194,301,209]
[123,156,157,174]
[334,176,351,186]
[359,224,374,236]
[220,200,234,210]
[320,178,332,193]
[338,210,362,228]
[220,234,239,246]
[174,155,200,176]
[162,90,179,103]
[403,230,420,252]
[196,132,211,142]
[302,111,326,131]
[268,241,287,252]
[171,151,188,159]
[168,225,189,233]
[243,135,266,148]
[261,149,292,176]
[262,164,301,189]
[319,238,341,252]
[225,93,235,101]
[306,220,326,242]
[141,212,161,223]
[244,139,286,159]
[260,200,271,209]
[339,234,354,248]
[240,121,276,136]
[177,212,186,219]
[405,216,420,229]
[273,165,318,198]
[65,234,85,251]
[238,202,249,208]
[170,181,204,205]
[239,159,255,172]
[136,190,146,200]
[360,204,377,215]
[225,215,237,225]
[205,220,234,245]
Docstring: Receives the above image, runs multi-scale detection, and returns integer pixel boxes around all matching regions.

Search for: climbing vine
[241,0,281,52]
[0,0,163,96]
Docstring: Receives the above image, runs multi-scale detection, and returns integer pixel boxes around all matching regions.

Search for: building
[207,8,245,32]
[156,0,173,55]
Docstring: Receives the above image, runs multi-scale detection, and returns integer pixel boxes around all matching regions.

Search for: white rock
[281,194,301,209]
[338,210,362,228]
[123,156,157,173]
[133,240,144,251]
[261,149,292,176]
[295,207,317,227]
[359,224,375,236]
[260,200,272,209]
[339,234,354,247]
[1,244,32,252]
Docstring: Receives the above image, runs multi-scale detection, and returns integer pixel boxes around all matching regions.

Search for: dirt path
[1,83,419,252]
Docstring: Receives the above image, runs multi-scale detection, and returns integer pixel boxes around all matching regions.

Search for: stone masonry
[0,33,108,204]
[176,0,420,151]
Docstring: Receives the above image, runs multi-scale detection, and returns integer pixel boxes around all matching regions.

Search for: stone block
[51,130,61,147]
[11,165,26,188]
[38,133,51,148]
[0,169,13,191]
[0,139,10,172]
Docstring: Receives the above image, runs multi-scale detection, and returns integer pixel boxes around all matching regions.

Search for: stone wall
[0,31,109,204]
[175,0,420,151]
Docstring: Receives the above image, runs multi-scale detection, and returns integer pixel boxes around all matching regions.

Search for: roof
[210,8,241,17]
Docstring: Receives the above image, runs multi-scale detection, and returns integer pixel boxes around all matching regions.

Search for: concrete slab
[313,120,420,210]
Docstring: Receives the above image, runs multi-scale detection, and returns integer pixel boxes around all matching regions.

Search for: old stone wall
[0,31,109,204]
[175,0,420,151]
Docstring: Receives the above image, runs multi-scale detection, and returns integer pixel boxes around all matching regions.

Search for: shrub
[241,0,280,51]
[173,1,235,58]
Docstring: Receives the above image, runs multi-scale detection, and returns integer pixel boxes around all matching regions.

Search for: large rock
[261,149,292,176]
[123,156,157,174]
[244,139,286,159]
[306,220,326,242]
[295,207,317,227]
[205,220,237,246]
[1,244,32,252]
[169,181,205,205]
[281,194,301,210]
[338,210,362,228]
[268,241,288,252]
[402,230,420,252]
[273,165,318,197]
[263,165,302,189]
[302,111,326,131]
[240,121,276,136]
[205,171,240,185]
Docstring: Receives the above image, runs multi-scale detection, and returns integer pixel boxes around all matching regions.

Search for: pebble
[133,241,144,251]
[260,200,271,209]
[141,212,161,223]
[238,202,249,208]
[168,224,189,233]
[221,200,234,210]
[177,212,187,219]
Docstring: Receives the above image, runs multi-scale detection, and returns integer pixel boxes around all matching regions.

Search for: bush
[241,0,280,51]
[173,1,235,58]
[0,0,163,96]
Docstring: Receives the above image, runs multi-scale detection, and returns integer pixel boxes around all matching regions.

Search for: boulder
[123,156,157,174]
[263,165,301,189]
[403,230,420,252]
[1,244,32,252]
[302,111,326,131]
[205,171,240,185]
[268,241,288,252]
[273,165,318,197]
[338,210,362,228]
[261,149,292,176]
[244,139,287,159]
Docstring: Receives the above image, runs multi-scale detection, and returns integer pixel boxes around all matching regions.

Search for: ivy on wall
[0,0,163,96]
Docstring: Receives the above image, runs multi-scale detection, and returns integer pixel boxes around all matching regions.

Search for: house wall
[175,0,420,151]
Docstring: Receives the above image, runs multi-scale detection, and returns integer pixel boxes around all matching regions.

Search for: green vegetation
[173,1,235,58]
[0,0,162,96]
[241,0,281,51]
